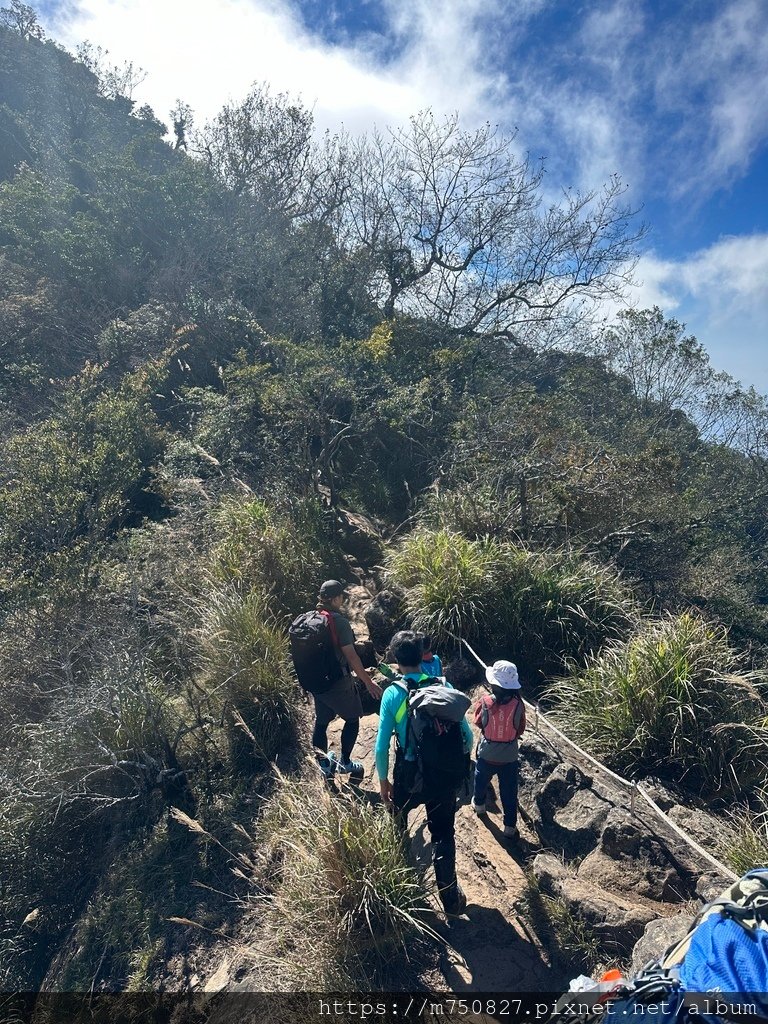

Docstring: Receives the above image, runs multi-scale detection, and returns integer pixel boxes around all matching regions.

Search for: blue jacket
[420,654,443,677]
[375,671,473,780]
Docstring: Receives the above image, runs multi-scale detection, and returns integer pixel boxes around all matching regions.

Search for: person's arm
[434,654,443,676]
[472,697,484,728]
[341,644,383,698]
[375,688,399,804]
[514,699,526,738]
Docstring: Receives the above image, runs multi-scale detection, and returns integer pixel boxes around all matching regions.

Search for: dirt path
[326,586,569,993]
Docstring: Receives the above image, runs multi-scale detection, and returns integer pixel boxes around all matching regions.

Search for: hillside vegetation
[2,5,768,993]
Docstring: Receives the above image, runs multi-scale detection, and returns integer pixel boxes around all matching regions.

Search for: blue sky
[39,0,768,390]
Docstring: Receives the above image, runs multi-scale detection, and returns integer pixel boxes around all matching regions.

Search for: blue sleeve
[435,655,443,675]
[461,715,474,754]
[375,688,398,780]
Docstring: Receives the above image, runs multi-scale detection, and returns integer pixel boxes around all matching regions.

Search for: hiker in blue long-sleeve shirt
[376,630,472,916]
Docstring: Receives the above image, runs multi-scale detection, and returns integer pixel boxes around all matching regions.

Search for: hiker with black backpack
[375,630,473,916]
[471,660,526,840]
[289,580,382,781]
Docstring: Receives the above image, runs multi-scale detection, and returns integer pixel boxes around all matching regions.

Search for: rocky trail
[176,578,732,1001]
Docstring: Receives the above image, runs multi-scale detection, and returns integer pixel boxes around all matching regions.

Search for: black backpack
[395,678,471,799]
[289,609,343,695]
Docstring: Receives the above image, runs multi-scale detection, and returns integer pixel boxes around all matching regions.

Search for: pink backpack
[474,694,523,743]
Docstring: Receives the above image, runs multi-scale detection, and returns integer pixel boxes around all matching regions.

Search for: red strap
[319,608,340,650]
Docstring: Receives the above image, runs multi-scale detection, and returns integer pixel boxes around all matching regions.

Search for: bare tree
[0,0,44,39]
[75,41,147,101]
[198,84,350,222]
[341,111,643,341]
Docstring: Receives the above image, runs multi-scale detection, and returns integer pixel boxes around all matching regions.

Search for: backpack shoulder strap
[318,608,340,649]
[394,673,431,726]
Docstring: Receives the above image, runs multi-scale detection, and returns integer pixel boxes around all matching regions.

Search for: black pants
[392,754,463,912]
[393,788,457,845]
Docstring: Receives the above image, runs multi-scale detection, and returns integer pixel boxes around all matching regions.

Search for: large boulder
[334,508,384,564]
[630,914,693,974]
[528,762,612,857]
[364,589,407,650]
[576,809,697,903]
[533,854,658,956]
[443,656,483,691]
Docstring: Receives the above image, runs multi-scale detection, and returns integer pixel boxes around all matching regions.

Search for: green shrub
[209,497,338,618]
[199,588,297,767]
[0,638,183,990]
[253,775,435,989]
[385,528,635,673]
[386,528,504,645]
[546,613,768,799]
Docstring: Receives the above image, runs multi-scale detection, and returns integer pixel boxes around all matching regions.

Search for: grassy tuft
[546,613,768,799]
[209,497,338,618]
[199,588,298,767]
[385,527,635,672]
[386,528,504,645]
[251,774,437,990]
[720,799,768,875]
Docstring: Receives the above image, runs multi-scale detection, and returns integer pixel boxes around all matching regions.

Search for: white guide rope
[461,638,738,883]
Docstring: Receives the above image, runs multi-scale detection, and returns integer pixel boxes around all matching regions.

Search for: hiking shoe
[337,756,364,780]
[442,881,467,917]
[503,825,519,839]
[471,798,487,815]
[317,751,338,780]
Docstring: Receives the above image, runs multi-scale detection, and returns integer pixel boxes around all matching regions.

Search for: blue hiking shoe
[317,751,338,780]
[337,756,364,782]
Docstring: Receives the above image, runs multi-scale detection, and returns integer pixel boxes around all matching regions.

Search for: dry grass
[247,772,439,991]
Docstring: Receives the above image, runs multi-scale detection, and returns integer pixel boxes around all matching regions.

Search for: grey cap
[319,579,347,599]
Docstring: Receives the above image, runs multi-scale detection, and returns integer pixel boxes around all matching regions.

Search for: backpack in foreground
[289,609,343,695]
[396,679,471,798]
[550,867,768,1024]
[475,693,523,743]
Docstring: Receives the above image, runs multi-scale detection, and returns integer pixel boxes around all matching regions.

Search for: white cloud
[626,234,768,389]
[45,0,512,137]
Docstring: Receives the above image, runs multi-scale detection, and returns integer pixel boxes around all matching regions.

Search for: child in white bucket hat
[471,660,526,839]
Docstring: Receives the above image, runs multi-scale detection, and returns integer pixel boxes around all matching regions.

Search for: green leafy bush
[546,613,768,798]
[0,363,165,603]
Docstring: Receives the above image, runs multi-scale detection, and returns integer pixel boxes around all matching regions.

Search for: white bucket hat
[485,660,520,690]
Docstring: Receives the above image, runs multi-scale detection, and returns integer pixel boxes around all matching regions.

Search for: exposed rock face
[443,656,483,691]
[364,589,407,650]
[520,730,724,972]
[631,914,694,973]
[577,809,695,903]
[532,853,658,956]
[335,508,384,565]
[524,754,613,858]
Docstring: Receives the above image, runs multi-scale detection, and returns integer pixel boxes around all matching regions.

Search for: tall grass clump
[546,613,768,799]
[719,799,768,875]
[253,775,436,990]
[199,588,297,766]
[386,528,505,645]
[491,547,637,674]
[209,497,339,618]
[386,527,635,674]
